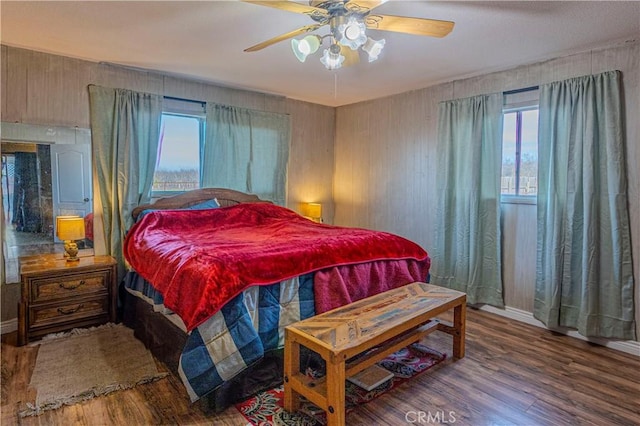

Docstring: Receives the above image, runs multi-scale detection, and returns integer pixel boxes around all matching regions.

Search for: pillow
[136,209,158,221]
[185,198,220,210]
[135,198,220,223]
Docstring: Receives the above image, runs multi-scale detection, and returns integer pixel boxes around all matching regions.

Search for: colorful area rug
[236,343,446,425]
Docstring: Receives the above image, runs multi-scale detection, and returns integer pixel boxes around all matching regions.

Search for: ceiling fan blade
[340,46,360,67]
[365,14,454,38]
[244,24,325,52]
[344,1,387,14]
[243,1,329,20]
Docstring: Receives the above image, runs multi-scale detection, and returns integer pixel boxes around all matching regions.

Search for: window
[153,108,205,195]
[501,90,539,201]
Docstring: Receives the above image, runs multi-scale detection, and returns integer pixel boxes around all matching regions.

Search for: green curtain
[89,85,162,278]
[432,93,504,307]
[535,70,636,339]
[202,103,290,206]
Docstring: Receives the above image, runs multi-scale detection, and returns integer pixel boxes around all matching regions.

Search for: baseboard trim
[479,305,640,357]
[1,318,18,335]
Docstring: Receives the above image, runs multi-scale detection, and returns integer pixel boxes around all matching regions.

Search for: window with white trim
[501,89,539,202]
[152,99,205,196]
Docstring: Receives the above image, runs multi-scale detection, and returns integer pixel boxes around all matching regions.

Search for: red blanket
[123,203,429,331]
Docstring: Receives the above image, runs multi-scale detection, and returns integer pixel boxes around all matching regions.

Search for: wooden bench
[283,282,466,426]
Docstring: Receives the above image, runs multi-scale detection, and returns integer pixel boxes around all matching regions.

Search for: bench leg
[325,356,346,426]
[283,334,300,412]
[453,301,466,359]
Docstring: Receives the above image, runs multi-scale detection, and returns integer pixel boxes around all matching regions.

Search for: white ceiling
[1,1,639,107]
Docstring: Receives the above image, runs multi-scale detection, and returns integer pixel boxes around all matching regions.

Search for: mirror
[1,122,93,284]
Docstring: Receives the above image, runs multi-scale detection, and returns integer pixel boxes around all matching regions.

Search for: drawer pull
[59,280,85,290]
[57,304,84,315]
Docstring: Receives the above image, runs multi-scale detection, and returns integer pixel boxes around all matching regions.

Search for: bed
[121,188,431,412]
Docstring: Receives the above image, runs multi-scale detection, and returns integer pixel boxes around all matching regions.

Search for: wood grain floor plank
[2,309,639,425]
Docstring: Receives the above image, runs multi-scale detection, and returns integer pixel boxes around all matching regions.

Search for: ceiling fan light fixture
[291,35,321,62]
[320,43,345,70]
[242,0,455,71]
[362,37,386,62]
[337,16,367,50]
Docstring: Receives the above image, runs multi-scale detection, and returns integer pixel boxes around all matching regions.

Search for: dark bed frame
[123,188,285,412]
[121,292,285,412]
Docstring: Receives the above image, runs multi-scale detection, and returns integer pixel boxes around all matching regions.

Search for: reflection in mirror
[1,123,92,284]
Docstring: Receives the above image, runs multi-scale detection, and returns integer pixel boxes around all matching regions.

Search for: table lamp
[56,216,85,262]
[301,202,323,223]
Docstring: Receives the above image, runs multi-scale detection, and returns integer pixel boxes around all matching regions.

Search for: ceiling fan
[243,0,454,70]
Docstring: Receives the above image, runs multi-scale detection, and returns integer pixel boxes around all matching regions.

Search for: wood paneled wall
[0,46,335,212]
[2,42,639,344]
[0,45,335,322]
[334,40,640,342]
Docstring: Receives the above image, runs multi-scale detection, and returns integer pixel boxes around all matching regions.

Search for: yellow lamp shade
[306,203,322,218]
[300,202,322,221]
[56,214,80,235]
[56,216,85,241]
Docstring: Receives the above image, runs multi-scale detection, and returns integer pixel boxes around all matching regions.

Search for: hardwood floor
[2,309,639,425]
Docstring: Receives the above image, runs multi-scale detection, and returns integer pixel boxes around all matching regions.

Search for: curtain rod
[504,85,539,95]
[164,95,205,106]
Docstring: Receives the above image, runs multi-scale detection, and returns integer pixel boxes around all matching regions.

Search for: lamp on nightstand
[56,216,85,262]
[301,202,323,223]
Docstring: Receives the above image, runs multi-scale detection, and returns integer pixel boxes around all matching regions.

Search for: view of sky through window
[156,115,200,171]
[501,108,538,196]
[153,114,201,192]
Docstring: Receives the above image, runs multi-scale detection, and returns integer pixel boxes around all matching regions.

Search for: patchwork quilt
[124,272,315,401]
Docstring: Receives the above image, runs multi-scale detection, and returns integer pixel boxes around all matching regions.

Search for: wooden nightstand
[17,253,117,346]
